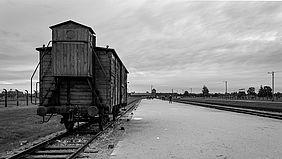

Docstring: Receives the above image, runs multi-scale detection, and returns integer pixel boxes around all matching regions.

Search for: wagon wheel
[64,121,74,132]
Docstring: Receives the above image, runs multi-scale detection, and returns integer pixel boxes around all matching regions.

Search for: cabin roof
[95,46,129,73]
[49,20,95,34]
[36,46,52,52]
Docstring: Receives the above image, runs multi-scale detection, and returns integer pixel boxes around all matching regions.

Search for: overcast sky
[0,0,281,93]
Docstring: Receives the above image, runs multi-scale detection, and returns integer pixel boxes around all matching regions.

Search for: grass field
[0,98,35,108]
[0,106,64,155]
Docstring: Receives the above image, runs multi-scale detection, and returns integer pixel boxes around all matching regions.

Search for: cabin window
[66,30,75,39]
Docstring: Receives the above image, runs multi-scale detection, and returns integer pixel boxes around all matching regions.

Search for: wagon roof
[36,46,52,52]
[49,20,95,34]
[95,46,129,73]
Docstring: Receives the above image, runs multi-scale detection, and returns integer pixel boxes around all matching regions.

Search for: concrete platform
[110,99,282,159]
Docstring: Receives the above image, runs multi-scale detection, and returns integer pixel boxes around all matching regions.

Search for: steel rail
[7,132,69,159]
[7,98,141,159]
[174,99,282,120]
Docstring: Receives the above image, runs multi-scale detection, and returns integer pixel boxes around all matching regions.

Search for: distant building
[130,92,151,97]
[239,88,245,93]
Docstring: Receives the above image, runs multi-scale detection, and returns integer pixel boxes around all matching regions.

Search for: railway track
[174,99,282,120]
[7,99,141,159]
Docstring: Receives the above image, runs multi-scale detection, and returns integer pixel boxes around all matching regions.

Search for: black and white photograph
[0,0,282,158]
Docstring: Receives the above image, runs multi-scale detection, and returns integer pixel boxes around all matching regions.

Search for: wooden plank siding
[51,23,92,77]
[59,78,92,105]
[94,49,112,112]
[52,29,89,42]
[38,47,56,106]
[38,46,128,111]
[94,48,128,110]
[110,54,115,107]
[52,42,91,77]
[121,65,128,104]
[117,58,121,105]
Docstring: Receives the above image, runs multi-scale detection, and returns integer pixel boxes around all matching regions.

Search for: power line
[268,72,274,100]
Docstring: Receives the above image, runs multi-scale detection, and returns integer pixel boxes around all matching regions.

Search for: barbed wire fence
[0,89,39,108]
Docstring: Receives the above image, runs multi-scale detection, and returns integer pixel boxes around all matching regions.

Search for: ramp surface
[111,99,282,159]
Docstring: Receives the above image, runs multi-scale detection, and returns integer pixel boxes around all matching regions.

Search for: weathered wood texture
[39,47,128,110]
[52,42,92,76]
[52,29,89,42]
[51,22,92,42]
[111,54,121,106]
[94,49,112,111]
[38,47,56,106]
[121,65,128,104]
[93,48,127,113]
[59,78,92,105]
[51,22,93,77]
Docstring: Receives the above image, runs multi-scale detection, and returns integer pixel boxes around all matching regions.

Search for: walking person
[169,95,172,103]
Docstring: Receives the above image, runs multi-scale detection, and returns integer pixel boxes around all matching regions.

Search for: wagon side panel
[38,48,55,106]
[116,59,121,105]
[110,53,117,107]
[121,65,128,105]
[94,49,112,112]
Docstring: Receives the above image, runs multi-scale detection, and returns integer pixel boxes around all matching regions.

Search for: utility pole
[268,71,275,100]
[225,81,228,94]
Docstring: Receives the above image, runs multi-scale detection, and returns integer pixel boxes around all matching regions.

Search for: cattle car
[35,20,128,131]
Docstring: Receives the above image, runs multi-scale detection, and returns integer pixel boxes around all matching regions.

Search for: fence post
[3,89,7,107]
[15,89,19,106]
[25,90,28,106]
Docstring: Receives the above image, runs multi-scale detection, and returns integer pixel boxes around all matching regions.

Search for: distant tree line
[0,90,36,100]
[0,90,25,98]
[180,85,281,100]
[257,85,273,98]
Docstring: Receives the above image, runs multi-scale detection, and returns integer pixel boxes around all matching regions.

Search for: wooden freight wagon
[35,20,128,131]
[94,47,128,115]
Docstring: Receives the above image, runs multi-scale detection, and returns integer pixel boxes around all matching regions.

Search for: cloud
[0,1,281,92]
[121,1,282,92]
[0,81,13,85]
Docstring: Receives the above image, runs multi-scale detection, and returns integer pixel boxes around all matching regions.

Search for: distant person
[169,95,172,103]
